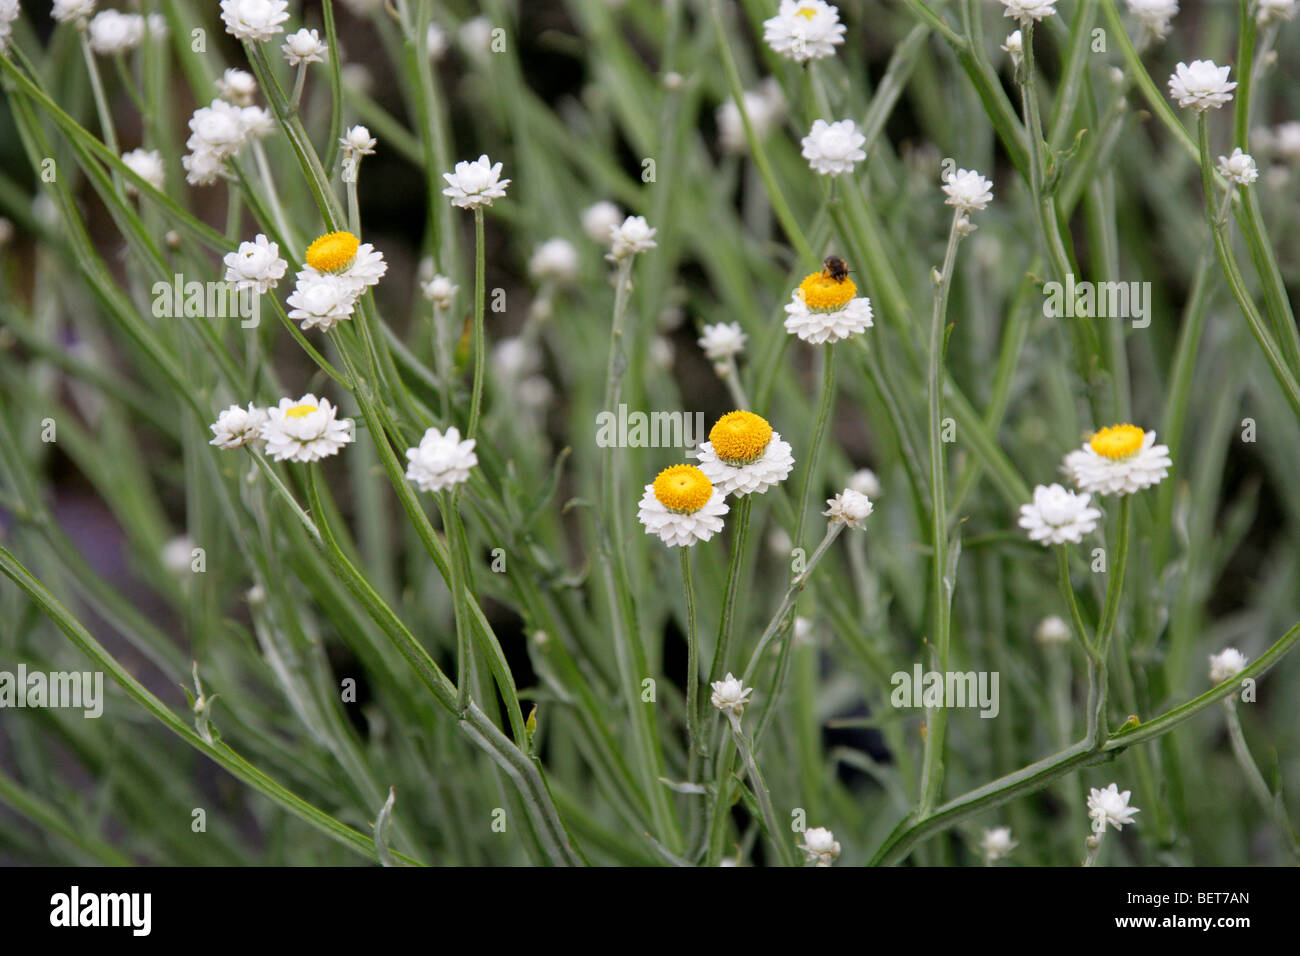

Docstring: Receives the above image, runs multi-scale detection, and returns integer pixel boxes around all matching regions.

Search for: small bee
[822,255,850,283]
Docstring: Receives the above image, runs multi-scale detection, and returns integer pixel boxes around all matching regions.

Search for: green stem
[468,207,487,439]
[1056,545,1099,660]
[681,547,701,756]
[709,493,752,689]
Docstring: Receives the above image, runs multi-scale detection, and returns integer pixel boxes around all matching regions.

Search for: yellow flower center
[795,5,817,19]
[285,404,318,419]
[653,464,714,513]
[305,231,360,272]
[1089,424,1145,459]
[710,410,773,465]
[798,271,857,311]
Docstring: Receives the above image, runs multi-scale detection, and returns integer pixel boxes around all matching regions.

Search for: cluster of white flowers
[404,427,478,493]
[1257,0,1298,26]
[1018,483,1101,546]
[717,79,785,154]
[442,154,510,209]
[87,9,165,54]
[210,395,352,462]
[220,0,289,43]
[52,0,96,25]
[121,148,165,195]
[1168,60,1236,112]
[285,232,387,332]
[183,98,273,186]
[0,0,18,54]
[763,1,845,63]
[801,119,866,176]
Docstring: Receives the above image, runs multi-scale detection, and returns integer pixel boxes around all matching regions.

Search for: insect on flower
[821,255,851,283]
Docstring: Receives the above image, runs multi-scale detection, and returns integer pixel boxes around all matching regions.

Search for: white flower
[220,0,289,43]
[1217,147,1258,185]
[651,336,675,371]
[980,827,1018,862]
[182,149,225,186]
[492,338,538,381]
[1018,483,1101,545]
[695,412,794,498]
[161,535,196,575]
[216,68,258,107]
[183,99,268,185]
[581,201,623,244]
[340,125,377,158]
[88,10,144,54]
[717,80,784,154]
[1273,122,1300,164]
[425,22,449,60]
[823,489,873,529]
[459,16,494,59]
[1087,783,1140,832]
[801,118,866,176]
[637,465,729,547]
[1126,0,1178,39]
[1168,60,1236,112]
[260,394,353,462]
[1035,615,1072,645]
[53,0,96,24]
[1001,30,1023,68]
[762,1,845,63]
[223,234,288,294]
[710,673,753,715]
[943,167,994,214]
[698,322,747,362]
[1257,0,1298,26]
[848,468,881,498]
[209,403,268,450]
[421,274,458,308]
[442,154,510,209]
[999,0,1059,22]
[608,215,657,260]
[121,148,165,194]
[404,426,478,492]
[529,238,579,284]
[784,291,873,344]
[239,105,274,140]
[797,827,841,866]
[143,13,166,39]
[1209,648,1248,684]
[0,0,17,54]
[286,271,359,331]
[282,27,326,66]
[1064,425,1171,496]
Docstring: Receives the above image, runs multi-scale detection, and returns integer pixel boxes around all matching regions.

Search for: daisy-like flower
[529,238,579,284]
[801,118,867,176]
[710,672,753,715]
[260,394,353,462]
[980,827,1018,863]
[716,79,785,154]
[53,0,96,24]
[1257,0,1298,26]
[1087,783,1140,832]
[282,27,326,66]
[698,322,747,363]
[695,411,794,498]
[784,266,874,344]
[340,125,377,159]
[848,468,881,498]
[209,403,268,450]
[1035,614,1072,645]
[301,230,387,295]
[1168,60,1236,112]
[1064,424,1172,496]
[220,0,289,43]
[581,201,623,244]
[404,426,478,493]
[823,488,873,529]
[216,68,258,107]
[1209,647,1248,684]
[442,154,510,209]
[999,0,1059,22]
[1126,0,1178,39]
[1218,147,1259,185]
[942,168,994,214]
[223,234,288,294]
[1001,30,1023,68]
[286,271,358,331]
[637,464,729,547]
[608,215,657,260]
[1018,483,1101,545]
[797,827,841,867]
[121,148,165,195]
[421,274,458,308]
[762,1,845,63]
[88,10,144,54]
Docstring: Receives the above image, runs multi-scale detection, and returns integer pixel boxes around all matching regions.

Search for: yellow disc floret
[709,410,773,465]
[795,5,817,18]
[798,271,857,311]
[305,231,360,272]
[653,464,714,513]
[285,404,319,419]
[1089,423,1145,459]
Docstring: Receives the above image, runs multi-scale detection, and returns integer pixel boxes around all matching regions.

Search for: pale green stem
[1223,698,1300,859]
[726,711,795,866]
[467,207,487,439]
[680,547,701,757]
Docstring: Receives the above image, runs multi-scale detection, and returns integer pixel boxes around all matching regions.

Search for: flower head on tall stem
[801,118,866,176]
[223,234,288,293]
[1064,425,1171,495]
[942,168,994,215]
[260,395,353,462]
[695,411,795,497]
[797,826,841,866]
[404,427,478,493]
[762,1,845,63]
[979,826,1018,863]
[1217,148,1259,185]
[1257,0,1297,26]
[1209,648,1248,684]
[283,27,326,66]
[442,154,510,209]
[1168,60,1236,112]
[784,265,873,344]
[999,0,1058,23]
[698,322,747,364]
[823,488,873,530]
[1018,483,1101,545]
[637,464,729,547]
[1087,782,1141,832]
[220,0,289,43]
[710,672,752,716]
[53,0,96,26]
[608,215,657,261]
[1126,0,1178,40]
